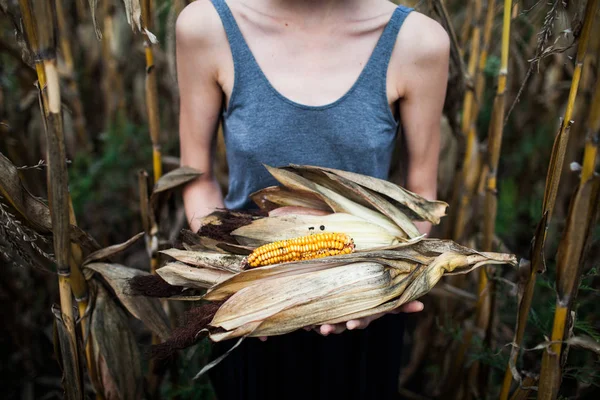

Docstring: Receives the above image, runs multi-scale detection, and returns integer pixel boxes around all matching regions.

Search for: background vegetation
[0,0,598,399]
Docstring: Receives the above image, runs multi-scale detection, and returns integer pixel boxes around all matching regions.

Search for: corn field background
[0,0,599,399]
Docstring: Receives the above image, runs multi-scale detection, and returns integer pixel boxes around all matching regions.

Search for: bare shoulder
[176,0,226,50]
[387,10,449,98]
[398,11,450,64]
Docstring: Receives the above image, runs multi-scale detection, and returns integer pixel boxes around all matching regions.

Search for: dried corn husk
[133,164,516,376]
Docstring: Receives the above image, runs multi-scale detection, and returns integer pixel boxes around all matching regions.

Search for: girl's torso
[209,0,414,209]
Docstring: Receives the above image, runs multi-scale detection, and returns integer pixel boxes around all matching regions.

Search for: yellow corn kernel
[246,232,355,268]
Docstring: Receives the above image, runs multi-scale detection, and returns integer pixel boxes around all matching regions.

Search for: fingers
[346,311,390,330]
[258,336,268,342]
[392,300,424,314]
[319,323,346,336]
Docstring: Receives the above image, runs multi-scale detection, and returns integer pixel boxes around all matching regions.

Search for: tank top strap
[362,5,413,79]
[210,0,256,72]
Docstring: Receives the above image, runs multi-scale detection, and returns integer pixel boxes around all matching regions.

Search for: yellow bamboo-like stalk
[142,0,163,184]
[440,3,485,393]
[29,0,82,398]
[20,0,100,396]
[468,1,511,393]
[582,69,600,183]
[18,0,47,102]
[55,0,89,151]
[460,2,473,52]
[448,0,483,242]
[75,0,87,20]
[102,0,119,126]
[500,1,598,398]
[538,16,600,400]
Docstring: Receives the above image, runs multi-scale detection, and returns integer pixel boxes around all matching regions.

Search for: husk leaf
[85,263,171,340]
[286,164,448,223]
[157,261,234,289]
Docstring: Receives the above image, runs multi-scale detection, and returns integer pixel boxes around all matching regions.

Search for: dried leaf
[0,152,53,233]
[566,335,600,355]
[251,270,410,336]
[211,262,388,331]
[555,176,600,302]
[83,232,144,265]
[92,285,143,400]
[85,263,171,340]
[157,261,234,289]
[51,305,84,400]
[87,0,102,39]
[160,248,244,272]
[122,0,142,31]
[0,153,100,251]
[319,169,421,237]
[264,165,406,238]
[287,164,448,223]
[150,166,202,204]
[250,186,331,212]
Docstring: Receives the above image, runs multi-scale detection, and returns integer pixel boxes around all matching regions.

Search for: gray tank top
[210,0,413,210]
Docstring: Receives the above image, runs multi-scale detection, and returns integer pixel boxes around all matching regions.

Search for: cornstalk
[101,0,124,127]
[468,0,511,394]
[18,0,47,104]
[441,2,484,394]
[582,65,600,184]
[499,1,598,397]
[55,0,89,152]
[142,0,162,184]
[141,2,164,395]
[30,0,82,398]
[20,0,100,396]
[538,32,600,400]
[448,0,483,242]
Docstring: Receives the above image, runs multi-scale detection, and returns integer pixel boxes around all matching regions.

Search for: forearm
[404,127,440,237]
[183,177,225,232]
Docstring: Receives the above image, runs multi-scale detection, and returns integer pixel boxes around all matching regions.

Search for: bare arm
[398,15,450,235]
[177,2,226,232]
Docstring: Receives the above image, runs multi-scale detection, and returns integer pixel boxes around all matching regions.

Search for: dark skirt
[208,312,405,400]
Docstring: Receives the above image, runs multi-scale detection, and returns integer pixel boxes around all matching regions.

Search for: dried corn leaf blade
[211,262,388,331]
[160,248,245,272]
[85,263,171,340]
[157,261,234,289]
[216,242,254,255]
[183,238,230,253]
[0,153,100,250]
[92,285,143,400]
[51,305,83,400]
[150,166,202,205]
[321,267,423,324]
[231,212,401,250]
[250,186,331,212]
[555,176,600,302]
[0,152,53,233]
[122,0,142,31]
[285,166,420,237]
[288,164,448,223]
[264,165,406,237]
[83,232,144,265]
[322,171,420,237]
[251,270,412,336]
[397,252,516,306]
[87,0,102,39]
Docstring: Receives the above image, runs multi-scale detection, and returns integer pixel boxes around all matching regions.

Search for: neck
[244,0,374,22]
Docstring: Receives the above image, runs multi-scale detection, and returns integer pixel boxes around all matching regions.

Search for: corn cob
[246,232,355,267]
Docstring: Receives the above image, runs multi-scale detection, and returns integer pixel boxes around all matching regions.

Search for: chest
[217,7,402,108]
